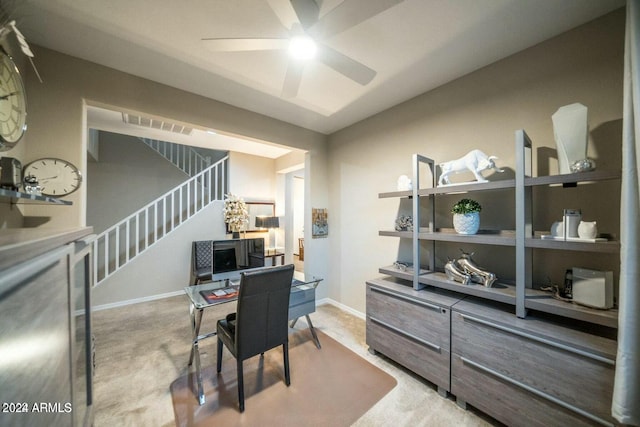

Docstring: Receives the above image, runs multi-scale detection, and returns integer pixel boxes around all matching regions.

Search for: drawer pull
[460,357,613,427]
[459,313,615,366]
[369,316,441,353]
[370,286,443,312]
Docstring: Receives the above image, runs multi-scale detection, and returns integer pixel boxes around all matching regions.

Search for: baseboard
[318,297,365,320]
[91,290,185,312]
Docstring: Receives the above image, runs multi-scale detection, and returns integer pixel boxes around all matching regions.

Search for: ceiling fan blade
[309,0,404,39]
[317,44,376,85]
[266,0,300,30]
[282,61,305,98]
[201,38,289,52]
[290,0,320,30]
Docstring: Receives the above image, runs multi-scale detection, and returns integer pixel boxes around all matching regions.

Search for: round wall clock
[23,158,82,197]
[0,50,27,151]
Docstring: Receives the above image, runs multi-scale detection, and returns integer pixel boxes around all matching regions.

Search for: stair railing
[93,156,228,286]
[141,138,212,177]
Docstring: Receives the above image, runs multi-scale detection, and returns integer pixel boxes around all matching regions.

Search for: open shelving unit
[379,129,620,328]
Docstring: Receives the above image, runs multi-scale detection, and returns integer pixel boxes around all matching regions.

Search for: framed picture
[312,208,328,238]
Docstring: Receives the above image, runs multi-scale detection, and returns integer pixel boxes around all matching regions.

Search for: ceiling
[12,0,625,135]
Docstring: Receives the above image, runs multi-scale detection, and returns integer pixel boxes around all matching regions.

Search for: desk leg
[188,304,206,405]
[305,315,322,349]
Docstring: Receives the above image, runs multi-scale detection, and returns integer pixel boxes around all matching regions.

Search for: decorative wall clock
[23,158,82,197]
[0,50,27,151]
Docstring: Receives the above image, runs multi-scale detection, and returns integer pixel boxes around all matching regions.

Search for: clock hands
[0,91,19,100]
[39,175,58,183]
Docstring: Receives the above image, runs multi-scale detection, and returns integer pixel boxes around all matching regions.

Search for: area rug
[170,329,397,426]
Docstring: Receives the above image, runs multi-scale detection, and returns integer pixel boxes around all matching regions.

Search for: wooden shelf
[419,179,516,195]
[418,228,516,246]
[379,230,413,238]
[380,265,516,305]
[378,189,412,198]
[525,236,620,253]
[524,169,620,187]
[0,188,72,205]
[524,288,618,328]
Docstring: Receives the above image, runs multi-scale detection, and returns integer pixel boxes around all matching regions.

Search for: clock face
[23,158,82,197]
[0,52,27,150]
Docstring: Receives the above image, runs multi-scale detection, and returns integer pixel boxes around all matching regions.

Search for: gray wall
[87,132,187,234]
[326,9,625,313]
[93,201,227,307]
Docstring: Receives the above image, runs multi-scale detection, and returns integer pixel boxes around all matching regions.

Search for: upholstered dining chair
[192,240,213,285]
[216,264,295,412]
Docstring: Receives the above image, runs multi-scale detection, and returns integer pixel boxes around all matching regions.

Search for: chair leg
[237,359,245,412]
[283,342,291,386]
[216,337,223,373]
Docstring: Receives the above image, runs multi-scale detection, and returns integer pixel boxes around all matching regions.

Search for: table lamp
[256,216,280,253]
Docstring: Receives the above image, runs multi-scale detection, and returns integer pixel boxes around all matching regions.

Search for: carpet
[170,329,397,426]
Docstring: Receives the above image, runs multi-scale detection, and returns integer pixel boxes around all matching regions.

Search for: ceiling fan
[202,0,404,98]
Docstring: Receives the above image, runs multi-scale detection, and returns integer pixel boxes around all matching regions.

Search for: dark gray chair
[216,264,295,412]
[192,240,213,285]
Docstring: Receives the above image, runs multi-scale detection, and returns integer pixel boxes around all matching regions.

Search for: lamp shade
[256,216,279,229]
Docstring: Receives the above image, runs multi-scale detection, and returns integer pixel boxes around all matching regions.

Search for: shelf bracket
[515,130,533,318]
[412,154,435,290]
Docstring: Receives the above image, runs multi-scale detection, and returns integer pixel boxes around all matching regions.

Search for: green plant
[451,198,482,214]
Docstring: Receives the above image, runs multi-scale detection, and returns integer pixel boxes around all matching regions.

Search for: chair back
[193,240,213,272]
[235,264,295,359]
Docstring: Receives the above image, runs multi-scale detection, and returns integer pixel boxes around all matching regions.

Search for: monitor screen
[212,238,265,274]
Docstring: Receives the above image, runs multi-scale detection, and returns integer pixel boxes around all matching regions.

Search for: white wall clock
[0,50,27,151]
[23,158,82,197]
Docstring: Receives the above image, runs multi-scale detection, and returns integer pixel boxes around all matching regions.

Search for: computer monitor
[212,238,265,275]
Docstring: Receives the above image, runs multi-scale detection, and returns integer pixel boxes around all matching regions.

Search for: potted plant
[452,198,481,235]
[224,193,249,238]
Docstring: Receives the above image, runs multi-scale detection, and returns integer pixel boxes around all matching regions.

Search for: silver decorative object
[393,261,408,272]
[445,259,471,285]
[570,158,596,173]
[23,174,41,195]
[395,215,413,231]
[444,251,497,288]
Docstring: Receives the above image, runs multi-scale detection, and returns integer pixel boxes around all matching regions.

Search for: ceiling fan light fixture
[288,35,317,60]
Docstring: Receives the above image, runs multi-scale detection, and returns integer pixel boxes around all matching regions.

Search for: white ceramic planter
[453,212,480,235]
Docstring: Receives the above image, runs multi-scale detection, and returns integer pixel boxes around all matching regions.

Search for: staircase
[93,155,228,286]
[140,138,211,177]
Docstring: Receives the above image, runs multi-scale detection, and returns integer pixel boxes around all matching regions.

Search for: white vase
[578,221,598,239]
[552,103,589,174]
[453,212,480,235]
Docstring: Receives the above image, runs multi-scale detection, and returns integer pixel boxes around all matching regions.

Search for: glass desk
[184,271,322,405]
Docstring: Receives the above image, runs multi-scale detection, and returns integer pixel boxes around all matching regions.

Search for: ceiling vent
[122,113,193,136]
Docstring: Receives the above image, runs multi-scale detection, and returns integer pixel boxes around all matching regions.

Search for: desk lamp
[256,216,280,254]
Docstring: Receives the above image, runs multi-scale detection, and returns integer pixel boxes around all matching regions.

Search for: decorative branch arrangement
[223,193,249,233]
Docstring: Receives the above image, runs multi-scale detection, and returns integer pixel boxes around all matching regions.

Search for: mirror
[246,202,275,232]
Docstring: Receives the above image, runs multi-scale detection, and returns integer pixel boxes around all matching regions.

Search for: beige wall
[327,9,625,313]
[17,45,329,304]
[22,45,327,229]
[229,151,276,200]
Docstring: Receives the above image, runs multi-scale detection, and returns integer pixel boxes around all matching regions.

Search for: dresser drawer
[367,284,450,349]
[451,310,616,426]
[367,316,450,391]
[451,355,603,427]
